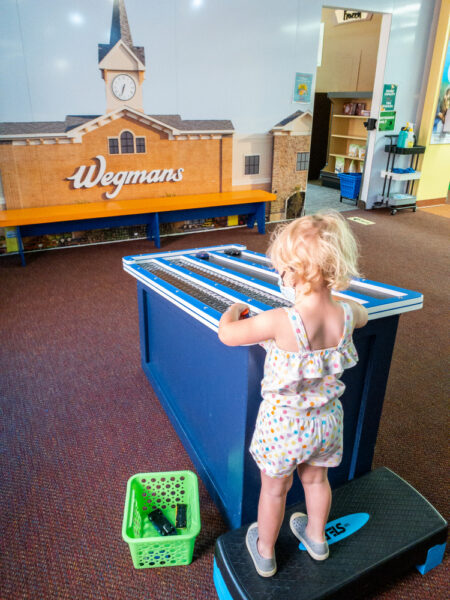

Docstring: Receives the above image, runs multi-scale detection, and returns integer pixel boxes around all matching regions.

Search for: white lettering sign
[66,155,184,199]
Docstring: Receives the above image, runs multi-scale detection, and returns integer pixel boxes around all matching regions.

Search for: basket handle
[127,488,136,530]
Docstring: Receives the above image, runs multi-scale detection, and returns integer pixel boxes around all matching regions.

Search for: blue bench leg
[246,203,266,234]
[146,213,161,248]
[246,214,255,230]
[17,227,26,267]
[256,202,266,234]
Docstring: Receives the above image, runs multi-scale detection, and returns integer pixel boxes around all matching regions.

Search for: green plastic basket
[122,470,201,569]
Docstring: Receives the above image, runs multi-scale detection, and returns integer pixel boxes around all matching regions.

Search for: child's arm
[218,303,280,346]
[343,299,368,329]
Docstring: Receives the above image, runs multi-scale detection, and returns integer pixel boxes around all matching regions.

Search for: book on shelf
[334,156,345,173]
[343,102,357,115]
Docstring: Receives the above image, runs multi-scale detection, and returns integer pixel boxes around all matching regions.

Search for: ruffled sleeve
[298,344,358,378]
[298,303,358,378]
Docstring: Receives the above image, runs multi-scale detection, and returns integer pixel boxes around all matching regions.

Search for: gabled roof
[98,0,145,66]
[0,121,66,135]
[98,43,145,66]
[0,116,100,136]
[274,110,309,128]
[65,115,101,131]
[151,115,234,131]
[0,108,234,138]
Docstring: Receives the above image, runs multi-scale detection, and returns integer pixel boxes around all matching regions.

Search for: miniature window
[245,155,260,175]
[108,138,119,154]
[296,152,310,171]
[136,137,146,153]
[121,131,135,154]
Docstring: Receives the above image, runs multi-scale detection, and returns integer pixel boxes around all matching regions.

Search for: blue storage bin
[338,173,362,200]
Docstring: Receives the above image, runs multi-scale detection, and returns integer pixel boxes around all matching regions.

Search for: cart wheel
[391,209,397,215]
[413,206,417,212]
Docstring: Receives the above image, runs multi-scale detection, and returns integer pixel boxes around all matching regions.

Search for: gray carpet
[304,181,357,214]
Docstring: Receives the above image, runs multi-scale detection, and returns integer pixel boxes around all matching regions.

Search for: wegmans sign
[67,155,184,199]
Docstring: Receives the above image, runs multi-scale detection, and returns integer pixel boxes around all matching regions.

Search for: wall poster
[430,39,450,145]
[293,72,313,103]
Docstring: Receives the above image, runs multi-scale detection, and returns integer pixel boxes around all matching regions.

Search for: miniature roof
[0,112,234,137]
[0,117,100,136]
[151,115,234,131]
[98,0,145,65]
[274,110,307,128]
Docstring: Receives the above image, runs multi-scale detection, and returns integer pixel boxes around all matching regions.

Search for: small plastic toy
[176,503,187,528]
[148,508,177,536]
[224,249,241,257]
[239,308,250,319]
[196,252,209,260]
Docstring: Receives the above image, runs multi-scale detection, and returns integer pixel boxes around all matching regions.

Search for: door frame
[360,11,392,206]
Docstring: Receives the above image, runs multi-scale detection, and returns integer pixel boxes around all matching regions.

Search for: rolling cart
[376,134,425,215]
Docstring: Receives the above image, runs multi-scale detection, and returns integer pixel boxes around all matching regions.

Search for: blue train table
[123,244,446,597]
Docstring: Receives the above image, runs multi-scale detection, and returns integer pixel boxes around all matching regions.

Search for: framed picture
[430,40,450,144]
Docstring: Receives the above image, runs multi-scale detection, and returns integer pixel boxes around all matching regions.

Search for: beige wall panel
[316,10,382,93]
[357,46,379,91]
[289,115,313,133]
[231,183,271,192]
[232,134,272,186]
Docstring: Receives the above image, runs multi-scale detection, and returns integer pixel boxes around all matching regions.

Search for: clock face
[112,74,136,101]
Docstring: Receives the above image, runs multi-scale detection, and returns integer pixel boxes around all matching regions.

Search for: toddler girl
[218,211,368,577]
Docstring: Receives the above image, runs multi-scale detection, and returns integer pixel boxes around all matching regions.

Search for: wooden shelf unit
[331,134,368,141]
[320,92,372,188]
[330,153,365,161]
[332,115,367,119]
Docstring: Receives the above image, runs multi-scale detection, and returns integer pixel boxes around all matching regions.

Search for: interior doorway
[304,7,386,215]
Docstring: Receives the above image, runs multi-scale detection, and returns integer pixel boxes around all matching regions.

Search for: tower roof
[110,0,133,47]
[98,0,145,65]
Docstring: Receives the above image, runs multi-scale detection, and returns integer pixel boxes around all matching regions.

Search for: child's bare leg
[257,472,293,558]
[297,464,331,543]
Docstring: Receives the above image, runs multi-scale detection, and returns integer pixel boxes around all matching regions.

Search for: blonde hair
[267,211,360,292]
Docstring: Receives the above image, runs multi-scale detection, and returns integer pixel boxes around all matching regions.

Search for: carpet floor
[1,207,448,599]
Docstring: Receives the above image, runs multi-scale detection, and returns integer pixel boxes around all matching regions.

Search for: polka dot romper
[249,302,358,478]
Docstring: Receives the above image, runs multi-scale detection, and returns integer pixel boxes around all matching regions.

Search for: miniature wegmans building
[0,0,312,249]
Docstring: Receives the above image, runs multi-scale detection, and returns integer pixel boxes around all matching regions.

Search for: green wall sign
[381,84,398,111]
[379,110,396,131]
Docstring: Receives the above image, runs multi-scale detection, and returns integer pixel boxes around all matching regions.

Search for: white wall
[0,0,437,208]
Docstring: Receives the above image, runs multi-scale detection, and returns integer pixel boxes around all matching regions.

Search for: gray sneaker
[289,512,329,560]
[245,523,277,577]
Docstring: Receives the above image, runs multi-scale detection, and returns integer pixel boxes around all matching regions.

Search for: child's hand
[218,305,281,347]
[226,303,250,321]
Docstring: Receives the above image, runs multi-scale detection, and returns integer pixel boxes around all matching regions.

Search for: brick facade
[270,134,310,221]
[0,115,233,210]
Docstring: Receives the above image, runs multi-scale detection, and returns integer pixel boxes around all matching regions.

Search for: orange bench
[0,190,276,265]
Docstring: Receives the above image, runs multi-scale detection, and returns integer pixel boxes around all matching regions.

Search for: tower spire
[98,0,146,113]
[109,0,133,49]
[98,0,145,65]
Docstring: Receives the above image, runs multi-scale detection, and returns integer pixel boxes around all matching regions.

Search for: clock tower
[98,0,146,114]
